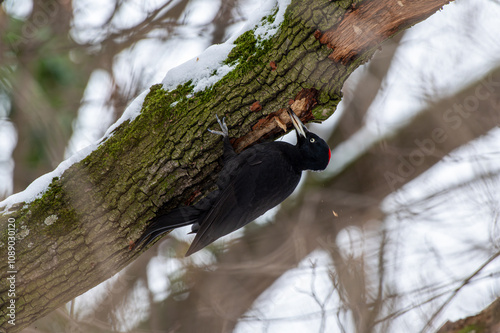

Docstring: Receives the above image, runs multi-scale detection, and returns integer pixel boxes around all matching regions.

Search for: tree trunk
[0,0,451,331]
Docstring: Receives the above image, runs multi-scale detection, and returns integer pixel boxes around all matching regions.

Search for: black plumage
[135,109,330,256]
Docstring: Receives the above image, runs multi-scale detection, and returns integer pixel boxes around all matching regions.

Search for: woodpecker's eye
[310,138,315,143]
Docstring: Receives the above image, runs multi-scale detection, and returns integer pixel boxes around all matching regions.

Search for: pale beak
[287,108,308,138]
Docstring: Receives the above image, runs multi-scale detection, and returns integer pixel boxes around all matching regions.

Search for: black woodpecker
[134,109,331,256]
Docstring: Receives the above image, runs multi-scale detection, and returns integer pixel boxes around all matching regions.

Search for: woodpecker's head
[288,109,331,171]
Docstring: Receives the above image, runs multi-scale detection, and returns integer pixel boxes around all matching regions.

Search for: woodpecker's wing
[185,143,301,256]
[184,162,248,256]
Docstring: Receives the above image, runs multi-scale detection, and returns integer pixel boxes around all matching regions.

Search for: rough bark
[0,0,451,331]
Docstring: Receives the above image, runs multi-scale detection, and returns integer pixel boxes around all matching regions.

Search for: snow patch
[161,0,290,94]
[102,90,148,139]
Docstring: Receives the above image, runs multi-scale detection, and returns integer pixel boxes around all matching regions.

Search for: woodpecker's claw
[208,114,229,137]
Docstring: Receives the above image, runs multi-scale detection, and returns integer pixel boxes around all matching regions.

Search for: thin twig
[420,250,500,333]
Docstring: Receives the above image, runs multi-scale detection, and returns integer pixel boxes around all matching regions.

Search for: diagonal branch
[422,251,500,333]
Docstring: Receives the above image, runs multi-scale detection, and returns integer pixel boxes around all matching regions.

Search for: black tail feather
[134,206,201,250]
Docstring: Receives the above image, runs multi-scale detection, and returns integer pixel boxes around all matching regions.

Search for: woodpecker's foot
[208,114,228,137]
